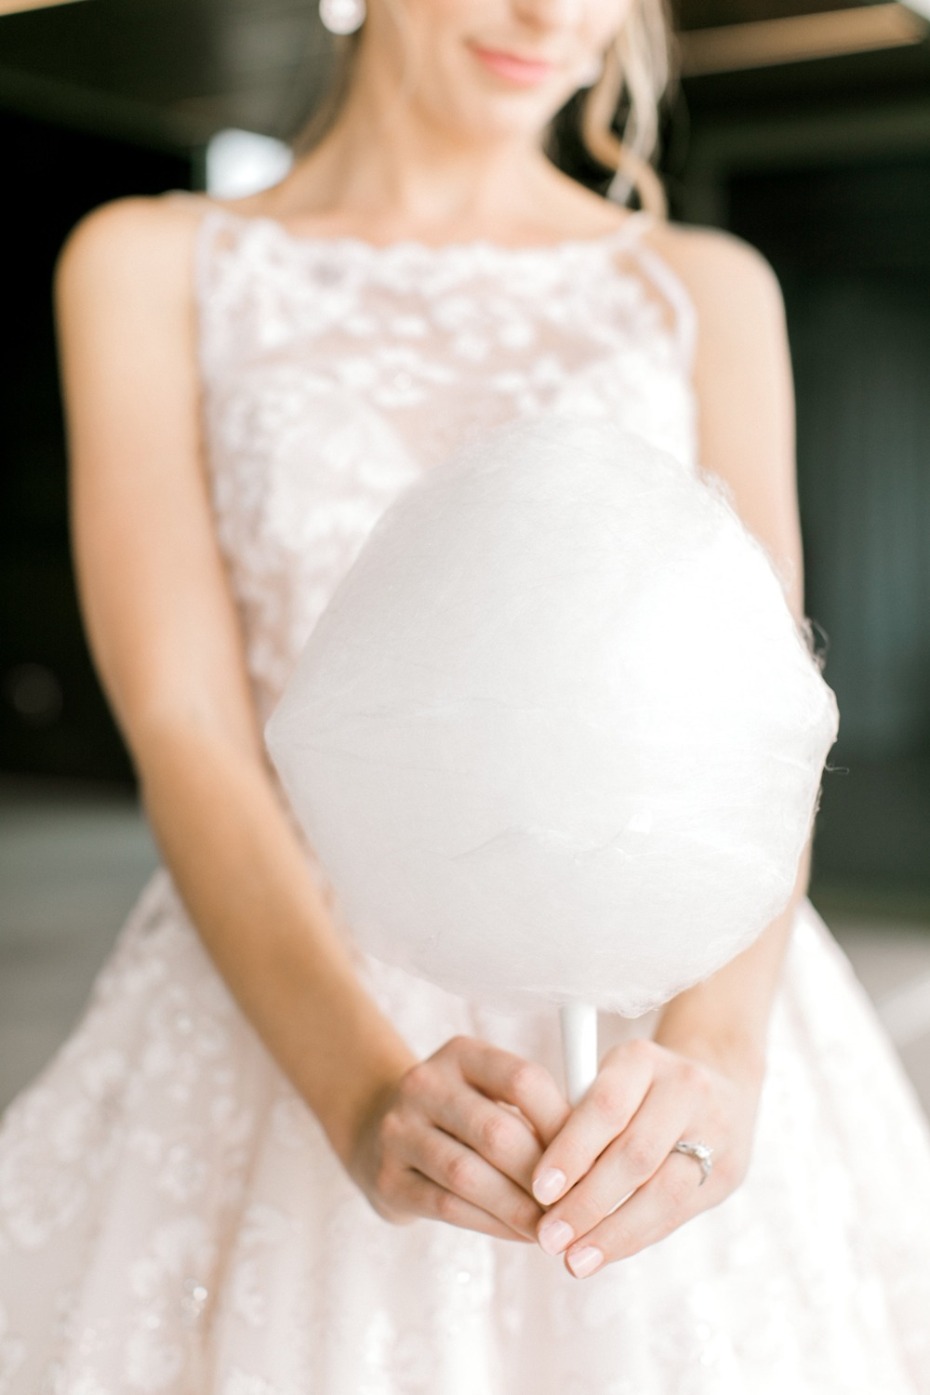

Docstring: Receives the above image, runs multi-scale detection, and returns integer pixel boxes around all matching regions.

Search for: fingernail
[567,1245,603,1278]
[537,1217,574,1255]
[532,1167,566,1205]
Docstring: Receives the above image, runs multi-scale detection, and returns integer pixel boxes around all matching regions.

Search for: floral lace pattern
[193,206,697,720]
[2,200,930,1392]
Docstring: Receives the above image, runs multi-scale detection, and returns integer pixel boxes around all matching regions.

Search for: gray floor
[0,783,159,1110]
[2,782,930,1119]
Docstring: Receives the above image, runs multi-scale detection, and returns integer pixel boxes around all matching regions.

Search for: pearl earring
[319,0,366,35]
[578,52,604,88]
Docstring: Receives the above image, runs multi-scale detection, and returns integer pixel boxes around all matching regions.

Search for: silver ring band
[672,1139,714,1185]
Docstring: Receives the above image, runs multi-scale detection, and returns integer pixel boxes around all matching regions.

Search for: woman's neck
[252,61,621,245]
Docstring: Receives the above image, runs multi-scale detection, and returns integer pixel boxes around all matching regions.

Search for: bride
[2,0,930,1389]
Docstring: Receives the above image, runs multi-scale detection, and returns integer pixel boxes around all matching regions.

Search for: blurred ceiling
[0,0,928,154]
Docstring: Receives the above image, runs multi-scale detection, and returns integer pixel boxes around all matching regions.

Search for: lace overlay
[194,208,698,718]
[1,198,930,1394]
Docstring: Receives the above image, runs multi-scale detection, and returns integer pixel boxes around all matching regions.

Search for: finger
[402,1166,537,1243]
[531,1039,654,1207]
[453,1037,570,1149]
[535,1079,691,1256]
[406,1121,544,1240]
[561,1148,716,1277]
[430,1087,546,1194]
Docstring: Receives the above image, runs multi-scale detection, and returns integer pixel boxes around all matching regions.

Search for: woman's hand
[347,1035,572,1243]
[529,1036,765,1277]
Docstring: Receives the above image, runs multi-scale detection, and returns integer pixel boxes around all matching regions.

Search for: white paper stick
[559,1001,599,1106]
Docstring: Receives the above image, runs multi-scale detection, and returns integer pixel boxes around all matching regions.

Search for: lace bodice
[189,201,700,719]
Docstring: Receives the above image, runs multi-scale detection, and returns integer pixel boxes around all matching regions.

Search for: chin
[431,80,571,146]
[463,107,556,143]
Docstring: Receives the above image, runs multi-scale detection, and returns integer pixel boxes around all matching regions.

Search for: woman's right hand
[345,1035,571,1243]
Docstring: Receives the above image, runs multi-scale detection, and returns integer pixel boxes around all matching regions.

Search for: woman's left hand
[529,1036,765,1278]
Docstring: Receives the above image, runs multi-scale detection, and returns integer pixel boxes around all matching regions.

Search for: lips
[469,42,558,86]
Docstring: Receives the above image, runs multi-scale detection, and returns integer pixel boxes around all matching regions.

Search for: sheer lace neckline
[174,192,656,267]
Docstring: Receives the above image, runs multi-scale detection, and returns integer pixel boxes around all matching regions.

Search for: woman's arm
[55,196,567,1241]
[650,224,812,1083]
[527,227,821,1275]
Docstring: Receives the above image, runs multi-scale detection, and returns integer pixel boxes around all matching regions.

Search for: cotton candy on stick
[265,414,839,1106]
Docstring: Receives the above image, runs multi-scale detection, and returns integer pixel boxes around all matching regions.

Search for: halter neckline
[165,191,656,263]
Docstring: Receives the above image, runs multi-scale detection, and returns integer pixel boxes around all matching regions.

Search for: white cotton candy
[266,413,839,1018]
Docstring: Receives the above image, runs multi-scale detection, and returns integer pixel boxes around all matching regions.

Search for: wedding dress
[2,194,930,1395]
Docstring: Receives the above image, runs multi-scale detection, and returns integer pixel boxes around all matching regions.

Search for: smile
[468,43,558,86]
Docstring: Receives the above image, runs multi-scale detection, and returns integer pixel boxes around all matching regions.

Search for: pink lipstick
[469,43,556,87]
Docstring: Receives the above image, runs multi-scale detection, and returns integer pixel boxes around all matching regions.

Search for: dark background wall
[724,154,930,902]
[0,108,193,783]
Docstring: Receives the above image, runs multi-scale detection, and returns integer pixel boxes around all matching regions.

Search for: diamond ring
[672,1139,714,1185]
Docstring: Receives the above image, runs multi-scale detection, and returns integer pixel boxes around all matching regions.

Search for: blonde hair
[575,0,679,218]
[292,0,678,220]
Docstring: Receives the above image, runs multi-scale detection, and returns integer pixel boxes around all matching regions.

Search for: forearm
[653,838,812,1087]
[135,717,418,1165]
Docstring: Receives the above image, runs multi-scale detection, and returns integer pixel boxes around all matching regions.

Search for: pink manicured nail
[567,1245,603,1278]
[532,1168,566,1204]
[537,1217,574,1255]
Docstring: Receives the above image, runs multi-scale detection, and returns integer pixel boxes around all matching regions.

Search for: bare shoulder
[54,192,206,310]
[645,218,782,293]
[640,218,801,615]
[643,218,786,330]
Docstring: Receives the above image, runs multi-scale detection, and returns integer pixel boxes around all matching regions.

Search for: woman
[2,0,929,1388]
